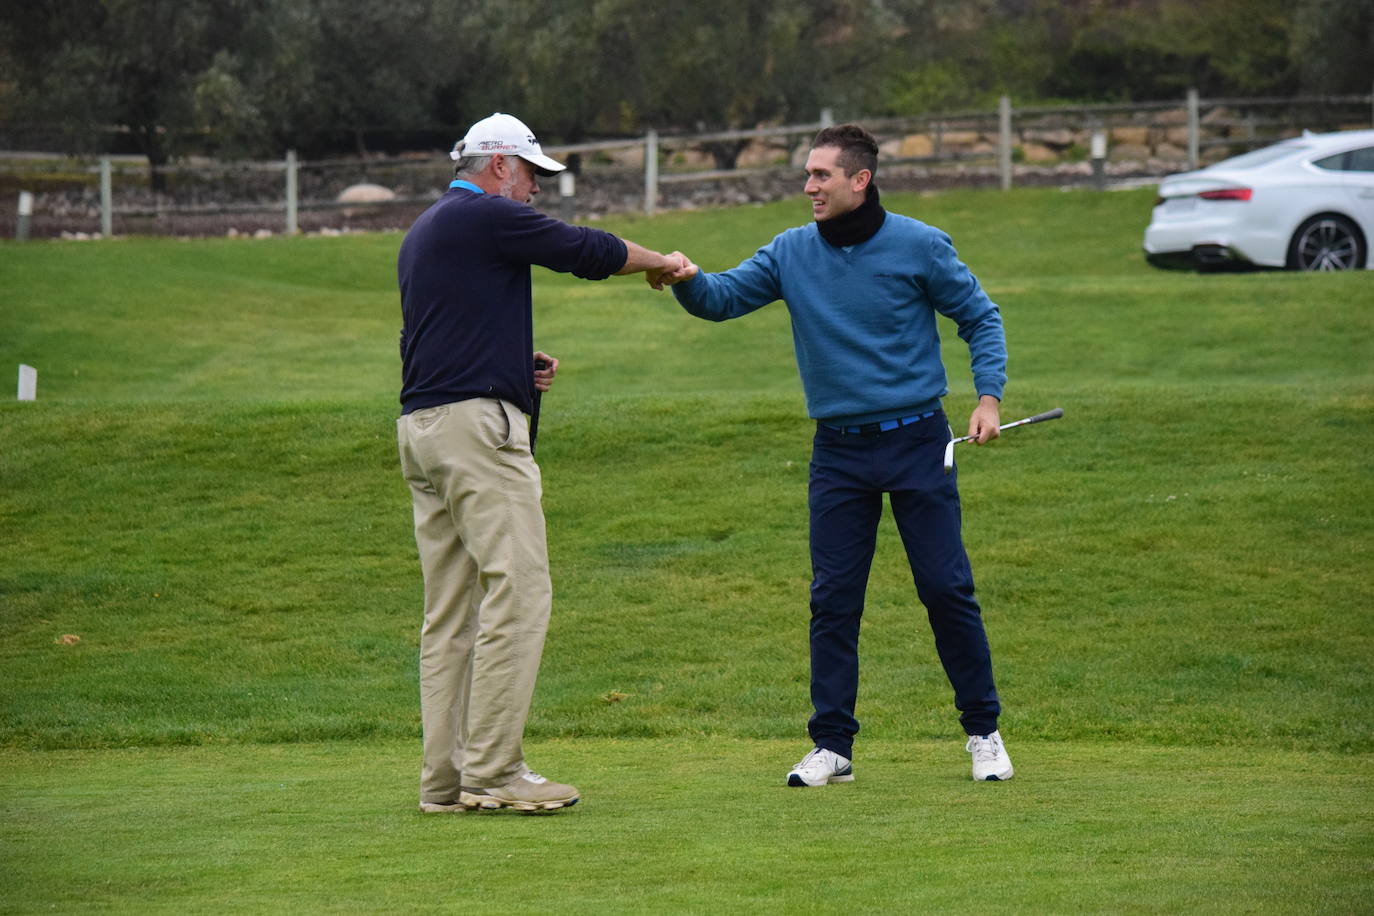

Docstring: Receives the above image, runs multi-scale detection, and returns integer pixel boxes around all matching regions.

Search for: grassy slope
[1,188,1371,910]
[3,188,1369,752]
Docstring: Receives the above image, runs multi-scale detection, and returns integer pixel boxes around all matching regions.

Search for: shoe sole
[787,772,855,787]
[459,790,579,813]
[418,802,466,813]
[973,768,1014,782]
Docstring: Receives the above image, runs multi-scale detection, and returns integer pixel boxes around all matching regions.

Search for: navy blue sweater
[397,188,628,415]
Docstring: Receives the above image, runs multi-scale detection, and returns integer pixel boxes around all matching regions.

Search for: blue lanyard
[448,180,484,193]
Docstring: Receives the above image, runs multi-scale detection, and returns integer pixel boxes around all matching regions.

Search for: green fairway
[2,187,1372,911]
[2,739,1368,913]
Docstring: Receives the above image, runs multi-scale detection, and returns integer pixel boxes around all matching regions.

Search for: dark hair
[811,124,878,178]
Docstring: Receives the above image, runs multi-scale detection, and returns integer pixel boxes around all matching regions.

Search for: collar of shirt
[448,179,484,193]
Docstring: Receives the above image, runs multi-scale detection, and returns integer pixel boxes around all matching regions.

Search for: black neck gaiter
[816,183,886,247]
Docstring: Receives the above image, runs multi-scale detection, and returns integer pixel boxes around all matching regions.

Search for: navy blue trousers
[807,411,1000,759]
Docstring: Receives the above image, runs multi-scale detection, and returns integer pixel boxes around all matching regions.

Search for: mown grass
[2,739,1369,914]
[1,187,1372,910]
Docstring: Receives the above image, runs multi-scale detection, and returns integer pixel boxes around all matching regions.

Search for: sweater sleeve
[923,229,1007,400]
[494,200,628,280]
[671,241,784,321]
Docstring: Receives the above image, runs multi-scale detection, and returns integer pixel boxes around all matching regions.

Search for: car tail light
[1198,188,1253,201]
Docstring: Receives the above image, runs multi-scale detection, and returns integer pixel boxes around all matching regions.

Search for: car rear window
[1316,147,1374,172]
[1211,144,1309,170]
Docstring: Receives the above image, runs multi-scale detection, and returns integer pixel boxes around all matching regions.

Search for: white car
[1144,129,1374,271]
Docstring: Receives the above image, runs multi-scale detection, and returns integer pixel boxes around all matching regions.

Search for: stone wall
[5,98,1368,238]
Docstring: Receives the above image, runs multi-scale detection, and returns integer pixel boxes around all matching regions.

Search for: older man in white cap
[397,112,684,814]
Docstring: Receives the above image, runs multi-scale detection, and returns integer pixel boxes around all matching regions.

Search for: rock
[1112,126,1149,146]
[1020,142,1059,163]
[899,134,934,158]
[1023,128,1075,147]
[607,146,644,167]
[336,183,397,203]
[737,141,788,167]
[1112,143,1153,161]
[939,130,984,148]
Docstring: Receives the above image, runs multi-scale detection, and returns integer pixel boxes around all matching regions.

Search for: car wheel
[1286,214,1366,270]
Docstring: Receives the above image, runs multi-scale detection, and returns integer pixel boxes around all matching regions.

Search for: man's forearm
[616,239,676,275]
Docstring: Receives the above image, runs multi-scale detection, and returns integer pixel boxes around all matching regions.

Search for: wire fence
[3,91,1371,240]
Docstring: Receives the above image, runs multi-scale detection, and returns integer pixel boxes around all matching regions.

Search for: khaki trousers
[397,398,552,801]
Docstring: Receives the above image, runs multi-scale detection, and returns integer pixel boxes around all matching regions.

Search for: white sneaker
[787,747,854,787]
[966,730,1014,781]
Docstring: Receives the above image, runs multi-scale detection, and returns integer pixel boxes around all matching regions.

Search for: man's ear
[851,168,872,192]
[490,153,510,179]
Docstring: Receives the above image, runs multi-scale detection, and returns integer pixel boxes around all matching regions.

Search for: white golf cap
[449,112,566,175]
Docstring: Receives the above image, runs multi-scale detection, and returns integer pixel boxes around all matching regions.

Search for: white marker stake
[18,364,37,401]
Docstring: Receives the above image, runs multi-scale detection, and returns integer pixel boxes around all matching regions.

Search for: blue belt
[825,411,936,436]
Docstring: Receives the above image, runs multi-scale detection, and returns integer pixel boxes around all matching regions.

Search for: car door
[1334,146,1374,239]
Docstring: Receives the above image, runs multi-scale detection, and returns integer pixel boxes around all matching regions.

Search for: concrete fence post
[820,108,835,129]
[998,95,1013,191]
[1187,88,1200,170]
[285,149,299,235]
[16,191,33,241]
[100,158,113,237]
[1090,127,1108,191]
[644,130,658,217]
[559,171,576,223]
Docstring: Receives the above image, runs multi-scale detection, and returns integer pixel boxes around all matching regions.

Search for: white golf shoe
[966,730,1014,781]
[787,747,854,787]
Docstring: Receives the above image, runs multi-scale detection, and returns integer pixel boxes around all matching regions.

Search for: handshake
[645,251,699,291]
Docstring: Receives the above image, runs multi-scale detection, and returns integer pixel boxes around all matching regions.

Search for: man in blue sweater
[397,113,684,813]
[665,124,1015,784]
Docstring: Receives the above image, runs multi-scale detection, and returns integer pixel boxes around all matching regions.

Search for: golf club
[530,358,548,456]
[943,407,1063,473]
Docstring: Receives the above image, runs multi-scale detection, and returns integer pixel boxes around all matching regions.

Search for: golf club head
[942,439,956,474]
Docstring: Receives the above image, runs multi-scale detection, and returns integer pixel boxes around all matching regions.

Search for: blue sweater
[671,213,1007,425]
[397,188,628,415]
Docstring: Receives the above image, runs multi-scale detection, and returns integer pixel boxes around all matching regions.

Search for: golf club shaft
[951,407,1064,446]
[943,406,1063,473]
[530,358,547,455]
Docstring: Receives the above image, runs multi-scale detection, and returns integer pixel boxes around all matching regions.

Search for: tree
[878,0,1057,113]
[1289,0,1374,94]
[459,0,653,153]
[191,0,465,158]
[1037,0,1296,101]
[2,0,260,187]
[636,0,890,168]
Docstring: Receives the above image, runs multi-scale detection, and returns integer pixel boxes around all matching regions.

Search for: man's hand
[967,395,1001,444]
[533,351,559,392]
[645,252,695,291]
[657,251,699,287]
